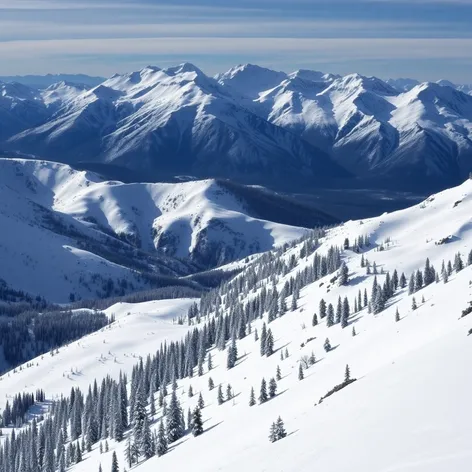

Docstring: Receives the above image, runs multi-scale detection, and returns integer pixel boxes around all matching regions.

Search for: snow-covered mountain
[223,68,472,186]
[0,73,105,89]
[6,64,343,187]
[1,176,471,471]
[0,158,322,302]
[2,63,472,190]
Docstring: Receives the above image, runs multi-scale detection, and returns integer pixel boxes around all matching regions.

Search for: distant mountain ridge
[0,73,105,89]
[1,64,472,191]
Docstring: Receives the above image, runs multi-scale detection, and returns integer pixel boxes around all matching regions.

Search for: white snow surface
[2,178,472,471]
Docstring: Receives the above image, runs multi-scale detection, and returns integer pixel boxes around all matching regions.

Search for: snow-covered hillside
[0,158,312,301]
[1,178,471,471]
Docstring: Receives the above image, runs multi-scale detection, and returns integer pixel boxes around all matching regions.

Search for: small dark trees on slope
[395,308,400,322]
[276,365,282,381]
[249,387,256,406]
[269,378,278,398]
[312,313,318,326]
[269,417,287,443]
[217,385,224,405]
[338,262,349,286]
[192,408,204,437]
[344,364,351,383]
[111,451,119,472]
[324,338,331,352]
[298,363,304,381]
[259,378,268,404]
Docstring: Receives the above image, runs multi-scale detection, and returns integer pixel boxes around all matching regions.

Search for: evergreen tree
[156,420,168,457]
[166,389,184,443]
[268,378,277,398]
[217,385,224,405]
[259,378,268,404]
[110,451,119,472]
[208,377,215,390]
[327,303,334,327]
[319,299,327,319]
[298,363,304,381]
[275,416,287,440]
[276,365,282,381]
[249,387,256,406]
[141,416,153,459]
[324,337,331,352]
[395,308,400,322]
[352,326,356,337]
[197,392,205,410]
[312,313,318,326]
[269,422,277,443]
[265,329,274,357]
[260,323,267,357]
[192,407,204,437]
[341,297,350,328]
[344,364,351,382]
[412,297,417,311]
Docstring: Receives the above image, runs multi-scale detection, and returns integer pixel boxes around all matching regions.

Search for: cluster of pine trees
[0,390,45,428]
[0,310,109,374]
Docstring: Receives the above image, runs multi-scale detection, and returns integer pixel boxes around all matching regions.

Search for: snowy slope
[2,178,472,471]
[0,158,311,301]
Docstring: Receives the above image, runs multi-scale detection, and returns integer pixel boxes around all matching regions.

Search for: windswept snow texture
[1,179,472,471]
[0,158,310,301]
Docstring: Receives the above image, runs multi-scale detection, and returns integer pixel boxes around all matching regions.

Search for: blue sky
[1,0,471,82]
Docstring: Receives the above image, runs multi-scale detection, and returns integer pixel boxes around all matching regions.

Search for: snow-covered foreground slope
[0,299,194,405]
[2,179,472,471]
[0,158,310,301]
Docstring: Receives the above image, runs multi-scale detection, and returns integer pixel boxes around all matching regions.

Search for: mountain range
[1,64,472,192]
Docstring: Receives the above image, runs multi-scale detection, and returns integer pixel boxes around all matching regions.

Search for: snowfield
[2,178,472,471]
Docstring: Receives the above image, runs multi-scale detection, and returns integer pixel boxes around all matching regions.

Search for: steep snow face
[0,158,309,300]
[0,82,49,139]
[8,63,342,184]
[215,63,288,99]
[2,179,472,471]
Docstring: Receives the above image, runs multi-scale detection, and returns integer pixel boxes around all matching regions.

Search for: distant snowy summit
[1,63,472,191]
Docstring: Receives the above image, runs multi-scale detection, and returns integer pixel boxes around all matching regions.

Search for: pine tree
[156,420,168,457]
[327,303,334,327]
[207,352,213,371]
[341,297,350,328]
[166,388,184,443]
[265,329,274,356]
[352,326,356,337]
[217,385,224,405]
[227,337,238,369]
[395,308,400,322]
[249,387,256,406]
[268,378,277,398]
[260,323,267,356]
[110,451,119,472]
[298,363,304,380]
[412,297,417,311]
[319,299,327,319]
[276,365,282,381]
[259,378,268,404]
[275,416,287,440]
[312,313,318,326]
[269,422,277,443]
[197,392,205,410]
[188,385,194,397]
[141,416,153,459]
[324,337,331,352]
[344,364,351,382]
[226,384,233,401]
[208,377,215,390]
[192,408,204,437]
[338,262,349,286]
